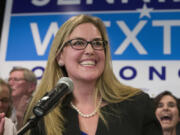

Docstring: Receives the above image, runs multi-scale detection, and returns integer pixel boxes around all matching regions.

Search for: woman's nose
[84,43,94,54]
[162,104,169,110]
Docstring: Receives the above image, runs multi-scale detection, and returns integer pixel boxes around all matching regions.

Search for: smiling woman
[0,78,12,117]
[23,14,162,135]
[154,91,180,135]
[0,78,17,135]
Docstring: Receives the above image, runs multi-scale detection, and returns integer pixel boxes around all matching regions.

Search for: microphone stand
[17,115,40,135]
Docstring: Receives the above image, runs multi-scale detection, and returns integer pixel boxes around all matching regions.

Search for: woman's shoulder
[130,91,152,102]
[102,91,154,114]
[4,117,17,135]
[110,91,155,114]
[127,91,155,110]
[103,91,152,108]
[118,91,157,120]
[120,91,152,105]
[4,117,14,126]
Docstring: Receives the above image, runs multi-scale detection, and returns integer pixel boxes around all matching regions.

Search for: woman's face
[0,85,10,114]
[57,23,105,83]
[155,95,180,131]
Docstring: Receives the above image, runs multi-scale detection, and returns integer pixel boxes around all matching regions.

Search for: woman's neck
[73,79,96,100]
[73,88,95,105]
[163,128,176,135]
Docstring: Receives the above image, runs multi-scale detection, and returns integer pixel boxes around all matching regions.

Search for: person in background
[0,78,12,117]
[24,14,162,135]
[154,91,180,135]
[8,66,37,130]
[177,121,180,134]
[176,98,180,134]
[0,78,17,135]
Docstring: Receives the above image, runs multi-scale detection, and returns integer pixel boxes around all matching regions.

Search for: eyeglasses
[64,38,108,50]
[8,78,26,82]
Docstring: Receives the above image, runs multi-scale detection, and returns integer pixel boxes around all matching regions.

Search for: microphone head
[57,77,74,92]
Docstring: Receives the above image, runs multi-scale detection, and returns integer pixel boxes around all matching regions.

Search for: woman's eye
[93,41,103,46]
[157,103,163,108]
[168,102,176,107]
[95,42,102,46]
[74,41,84,46]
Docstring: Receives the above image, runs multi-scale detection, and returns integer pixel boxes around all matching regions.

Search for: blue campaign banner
[6,10,180,60]
[1,0,180,97]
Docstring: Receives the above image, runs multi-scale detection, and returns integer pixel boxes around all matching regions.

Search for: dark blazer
[177,122,180,134]
[30,92,162,135]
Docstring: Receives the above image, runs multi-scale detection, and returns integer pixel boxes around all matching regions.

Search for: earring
[58,62,64,67]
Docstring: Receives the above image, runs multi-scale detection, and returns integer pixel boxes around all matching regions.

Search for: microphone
[33,77,74,117]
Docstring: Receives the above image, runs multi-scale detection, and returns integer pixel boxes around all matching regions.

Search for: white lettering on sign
[115,20,148,55]
[30,20,180,57]
[57,0,80,5]
[31,0,50,6]
[30,22,59,56]
[153,20,180,55]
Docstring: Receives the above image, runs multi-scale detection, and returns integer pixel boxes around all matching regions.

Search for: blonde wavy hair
[24,14,141,135]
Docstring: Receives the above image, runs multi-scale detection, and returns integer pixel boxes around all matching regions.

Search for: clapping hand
[0,113,5,135]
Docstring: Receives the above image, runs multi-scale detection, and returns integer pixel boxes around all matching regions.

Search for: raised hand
[0,113,5,135]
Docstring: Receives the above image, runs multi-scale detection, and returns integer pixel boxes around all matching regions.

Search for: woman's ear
[56,53,65,67]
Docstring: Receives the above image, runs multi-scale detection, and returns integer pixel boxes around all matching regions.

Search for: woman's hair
[24,14,141,135]
[0,78,12,117]
[154,90,180,116]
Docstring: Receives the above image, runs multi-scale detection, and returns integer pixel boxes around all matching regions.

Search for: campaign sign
[0,0,180,97]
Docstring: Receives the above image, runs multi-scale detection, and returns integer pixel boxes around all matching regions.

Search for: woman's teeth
[80,61,95,66]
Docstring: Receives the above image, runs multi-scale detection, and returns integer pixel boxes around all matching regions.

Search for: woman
[24,14,162,135]
[0,78,17,135]
[155,91,180,135]
[0,78,12,117]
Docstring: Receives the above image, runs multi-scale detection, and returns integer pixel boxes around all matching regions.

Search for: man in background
[8,67,37,130]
